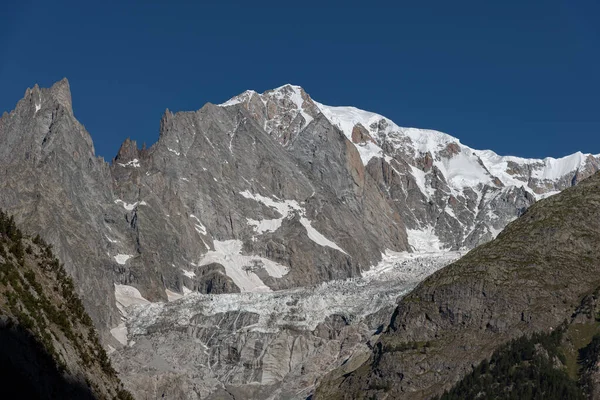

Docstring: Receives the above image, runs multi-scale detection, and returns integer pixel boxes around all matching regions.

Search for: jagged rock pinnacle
[48,78,73,114]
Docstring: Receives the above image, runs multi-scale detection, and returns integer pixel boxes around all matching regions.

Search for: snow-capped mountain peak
[220,85,600,251]
[221,85,598,197]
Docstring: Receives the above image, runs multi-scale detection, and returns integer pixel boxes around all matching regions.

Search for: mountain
[0,209,132,399]
[0,79,598,397]
[314,170,600,399]
[222,84,600,251]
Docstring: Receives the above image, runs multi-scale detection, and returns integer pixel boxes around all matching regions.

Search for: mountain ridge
[0,78,597,334]
[1,78,599,399]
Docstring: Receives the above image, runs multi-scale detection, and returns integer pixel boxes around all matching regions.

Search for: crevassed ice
[126,251,461,336]
[406,228,444,253]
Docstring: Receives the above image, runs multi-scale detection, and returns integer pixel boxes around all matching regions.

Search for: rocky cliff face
[314,171,600,399]
[0,79,597,344]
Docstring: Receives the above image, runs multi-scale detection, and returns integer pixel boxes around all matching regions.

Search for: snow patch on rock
[240,190,348,254]
[114,254,133,265]
[299,217,348,255]
[111,284,151,345]
[117,159,140,168]
[190,214,207,235]
[110,323,128,346]
[181,268,196,278]
[114,284,150,312]
[196,239,289,293]
[166,289,183,302]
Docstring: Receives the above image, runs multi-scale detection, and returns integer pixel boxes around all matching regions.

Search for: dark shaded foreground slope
[0,322,95,399]
[315,172,600,399]
[0,210,132,399]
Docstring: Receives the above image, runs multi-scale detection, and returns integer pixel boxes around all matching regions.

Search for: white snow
[410,166,434,200]
[406,227,445,253]
[532,152,587,180]
[219,90,257,107]
[117,159,141,168]
[110,323,128,346]
[277,84,314,128]
[105,235,119,244]
[299,217,348,255]
[181,269,196,278]
[443,151,491,188]
[165,289,183,302]
[475,149,594,198]
[196,239,289,293]
[126,251,460,337]
[240,190,348,254]
[316,99,596,200]
[114,254,133,265]
[190,214,207,235]
[537,190,561,200]
[114,199,138,211]
[114,199,147,210]
[219,85,598,208]
[111,284,151,345]
[246,218,282,234]
[314,102,385,164]
[167,148,181,156]
[34,103,41,113]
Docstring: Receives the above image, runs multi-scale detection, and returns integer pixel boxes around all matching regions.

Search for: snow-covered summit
[220,84,599,200]
[219,84,600,251]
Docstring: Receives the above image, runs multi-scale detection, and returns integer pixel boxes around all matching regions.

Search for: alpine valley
[1,79,599,399]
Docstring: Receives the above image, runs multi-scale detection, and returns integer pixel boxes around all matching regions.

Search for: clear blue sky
[1,0,598,160]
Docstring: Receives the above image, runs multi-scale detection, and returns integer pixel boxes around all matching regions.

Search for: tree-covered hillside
[0,209,133,399]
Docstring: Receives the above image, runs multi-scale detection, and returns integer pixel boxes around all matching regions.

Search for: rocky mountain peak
[114,138,140,163]
[47,77,73,114]
[158,108,177,139]
[21,84,44,117]
[220,84,321,144]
